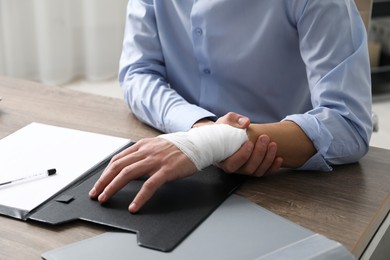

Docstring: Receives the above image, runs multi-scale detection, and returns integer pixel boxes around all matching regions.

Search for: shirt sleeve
[118,0,215,133]
[284,0,373,171]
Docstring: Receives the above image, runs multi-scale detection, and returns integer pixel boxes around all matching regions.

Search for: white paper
[0,123,129,212]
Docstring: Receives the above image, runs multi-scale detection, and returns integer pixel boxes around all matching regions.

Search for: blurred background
[0,0,127,86]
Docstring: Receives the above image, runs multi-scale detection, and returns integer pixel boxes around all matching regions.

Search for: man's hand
[89,137,197,213]
[215,112,283,177]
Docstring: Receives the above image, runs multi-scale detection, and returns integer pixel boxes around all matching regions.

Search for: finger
[218,141,254,173]
[128,172,167,213]
[97,144,142,185]
[89,149,144,199]
[95,138,195,205]
[97,159,153,203]
[252,142,278,177]
[105,141,144,170]
[216,112,250,129]
[267,156,283,174]
[237,135,270,174]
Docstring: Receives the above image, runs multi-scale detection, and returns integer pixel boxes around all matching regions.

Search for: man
[89,0,372,213]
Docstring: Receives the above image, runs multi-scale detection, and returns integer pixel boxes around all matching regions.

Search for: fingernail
[98,192,106,202]
[89,187,96,197]
[269,145,277,153]
[260,135,269,144]
[238,117,246,126]
[129,202,137,213]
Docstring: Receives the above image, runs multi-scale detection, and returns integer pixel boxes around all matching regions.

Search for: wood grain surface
[1,76,389,259]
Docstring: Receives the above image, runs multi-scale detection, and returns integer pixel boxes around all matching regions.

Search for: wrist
[192,118,214,128]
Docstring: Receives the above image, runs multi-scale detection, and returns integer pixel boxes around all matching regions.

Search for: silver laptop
[42,195,355,260]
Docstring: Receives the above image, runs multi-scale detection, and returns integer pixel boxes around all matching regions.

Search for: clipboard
[0,123,244,252]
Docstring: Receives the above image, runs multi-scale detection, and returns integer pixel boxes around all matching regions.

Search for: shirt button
[203,68,211,74]
[194,27,203,36]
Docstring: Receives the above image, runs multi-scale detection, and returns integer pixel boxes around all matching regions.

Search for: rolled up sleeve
[284,0,373,171]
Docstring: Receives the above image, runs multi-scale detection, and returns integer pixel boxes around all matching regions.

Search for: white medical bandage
[159,124,249,170]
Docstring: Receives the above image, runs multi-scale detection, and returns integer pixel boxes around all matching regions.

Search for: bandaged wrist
[159,124,249,170]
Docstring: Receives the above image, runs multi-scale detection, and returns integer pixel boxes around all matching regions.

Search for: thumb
[237,117,250,129]
[217,112,250,129]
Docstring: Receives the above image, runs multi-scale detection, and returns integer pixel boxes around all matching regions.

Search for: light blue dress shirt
[119,0,372,171]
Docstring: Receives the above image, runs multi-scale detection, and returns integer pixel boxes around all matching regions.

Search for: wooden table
[1,76,389,259]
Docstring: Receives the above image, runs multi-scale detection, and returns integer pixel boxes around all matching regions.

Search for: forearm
[120,1,215,133]
[122,75,214,133]
[194,115,315,168]
[247,121,316,168]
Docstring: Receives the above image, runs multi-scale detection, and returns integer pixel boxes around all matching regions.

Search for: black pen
[0,168,57,186]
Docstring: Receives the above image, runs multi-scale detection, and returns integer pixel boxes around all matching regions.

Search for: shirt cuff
[164,104,216,133]
[296,151,333,172]
[283,114,333,172]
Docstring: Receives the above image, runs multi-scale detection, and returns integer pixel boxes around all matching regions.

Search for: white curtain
[0,0,128,85]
